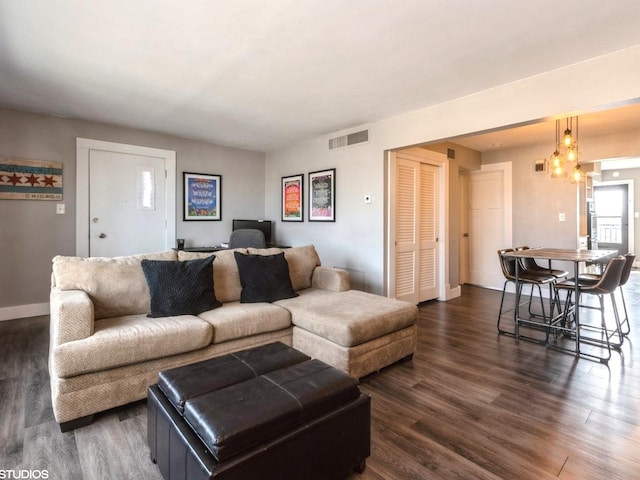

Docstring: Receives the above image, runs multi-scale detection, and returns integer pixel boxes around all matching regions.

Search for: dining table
[503,247,618,359]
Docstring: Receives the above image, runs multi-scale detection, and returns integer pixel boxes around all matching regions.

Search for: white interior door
[76,139,176,257]
[89,150,167,257]
[466,163,512,289]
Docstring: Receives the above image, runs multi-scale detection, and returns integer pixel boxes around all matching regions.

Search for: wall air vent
[328,129,369,150]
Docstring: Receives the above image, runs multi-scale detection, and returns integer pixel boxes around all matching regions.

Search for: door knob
[99,233,106,239]
[463,233,470,237]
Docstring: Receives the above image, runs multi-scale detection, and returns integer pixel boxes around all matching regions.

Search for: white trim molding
[0,303,49,322]
[76,138,177,257]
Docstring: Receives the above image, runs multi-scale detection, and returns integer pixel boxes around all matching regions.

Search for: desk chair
[228,229,266,249]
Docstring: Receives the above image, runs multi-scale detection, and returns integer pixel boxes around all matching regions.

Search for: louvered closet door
[395,157,419,303]
[393,154,440,304]
[418,163,439,301]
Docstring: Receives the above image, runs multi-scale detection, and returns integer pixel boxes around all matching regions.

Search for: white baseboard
[440,284,462,301]
[0,303,49,321]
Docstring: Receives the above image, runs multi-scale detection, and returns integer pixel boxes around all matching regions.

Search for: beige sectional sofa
[49,245,417,431]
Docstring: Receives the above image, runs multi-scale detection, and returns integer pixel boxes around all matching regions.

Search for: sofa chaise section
[279,289,418,378]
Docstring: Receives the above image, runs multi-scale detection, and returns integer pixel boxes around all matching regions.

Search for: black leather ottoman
[147,342,371,480]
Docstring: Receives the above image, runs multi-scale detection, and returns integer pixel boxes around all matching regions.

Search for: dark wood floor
[2,274,639,479]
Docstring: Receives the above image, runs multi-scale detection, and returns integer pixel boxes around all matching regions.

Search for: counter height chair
[497,248,557,342]
[228,229,266,249]
[514,246,569,280]
[578,253,635,337]
[554,255,626,363]
[513,246,565,322]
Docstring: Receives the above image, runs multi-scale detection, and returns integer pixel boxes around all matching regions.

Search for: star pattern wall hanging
[0,157,63,200]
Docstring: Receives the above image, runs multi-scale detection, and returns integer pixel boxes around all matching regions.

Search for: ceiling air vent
[328,129,369,150]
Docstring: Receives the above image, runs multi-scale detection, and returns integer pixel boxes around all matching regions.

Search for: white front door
[76,139,176,257]
[89,150,167,257]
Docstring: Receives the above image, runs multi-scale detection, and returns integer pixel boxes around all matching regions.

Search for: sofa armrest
[311,266,350,292]
[50,289,95,346]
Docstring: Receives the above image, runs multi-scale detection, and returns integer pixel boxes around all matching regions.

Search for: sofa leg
[59,414,95,432]
[354,460,367,474]
[401,353,414,363]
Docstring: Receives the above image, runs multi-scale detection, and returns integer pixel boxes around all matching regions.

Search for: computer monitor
[232,219,273,245]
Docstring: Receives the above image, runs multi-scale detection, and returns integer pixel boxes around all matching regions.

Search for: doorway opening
[593,183,632,254]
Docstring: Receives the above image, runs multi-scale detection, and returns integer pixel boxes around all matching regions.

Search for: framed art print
[309,168,335,221]
[183,172,221,221]
[282,173,304,221]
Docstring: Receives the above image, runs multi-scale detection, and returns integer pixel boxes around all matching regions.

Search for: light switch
[364,194,372,204]
[56,203,65,214]
[558,213,565,222]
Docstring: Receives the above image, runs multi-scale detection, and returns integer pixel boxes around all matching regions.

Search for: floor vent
[329,129,369,150]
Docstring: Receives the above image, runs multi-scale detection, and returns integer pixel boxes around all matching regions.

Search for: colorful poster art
[309,168,335,221]
[183,172,221,220]
[0,157,63,200]
[282,174,303,221]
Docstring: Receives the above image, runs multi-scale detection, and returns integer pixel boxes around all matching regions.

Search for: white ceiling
[449,101,640,149]
[1,0,640,152]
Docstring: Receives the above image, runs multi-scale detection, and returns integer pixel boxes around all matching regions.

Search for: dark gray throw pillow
[141,256,221,317]
[234,251,298,303]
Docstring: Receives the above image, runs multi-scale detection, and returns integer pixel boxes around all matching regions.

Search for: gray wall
[265,133,387,294]
[0,108,265,312]
[264,43,640,297]
[481,133,640,274]
[3,43,640,317]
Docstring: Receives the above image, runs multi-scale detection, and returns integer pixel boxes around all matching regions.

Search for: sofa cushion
[52,314,213,377]
[52,250,177,320]
[234,252,298,303]
[198,301,292,344]
[141,256,221,317]
[277,289,417,347]
[247,245,321,291]
[179,249,246,303]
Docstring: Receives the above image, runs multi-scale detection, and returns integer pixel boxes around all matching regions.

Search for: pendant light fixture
[569,116,584,183]
[550,120,566,178]
[563,118,574,147]
[550,116,583,182]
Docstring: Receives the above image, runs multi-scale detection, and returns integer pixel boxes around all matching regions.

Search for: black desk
[178,244,290,253]
[180,246,226,253]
